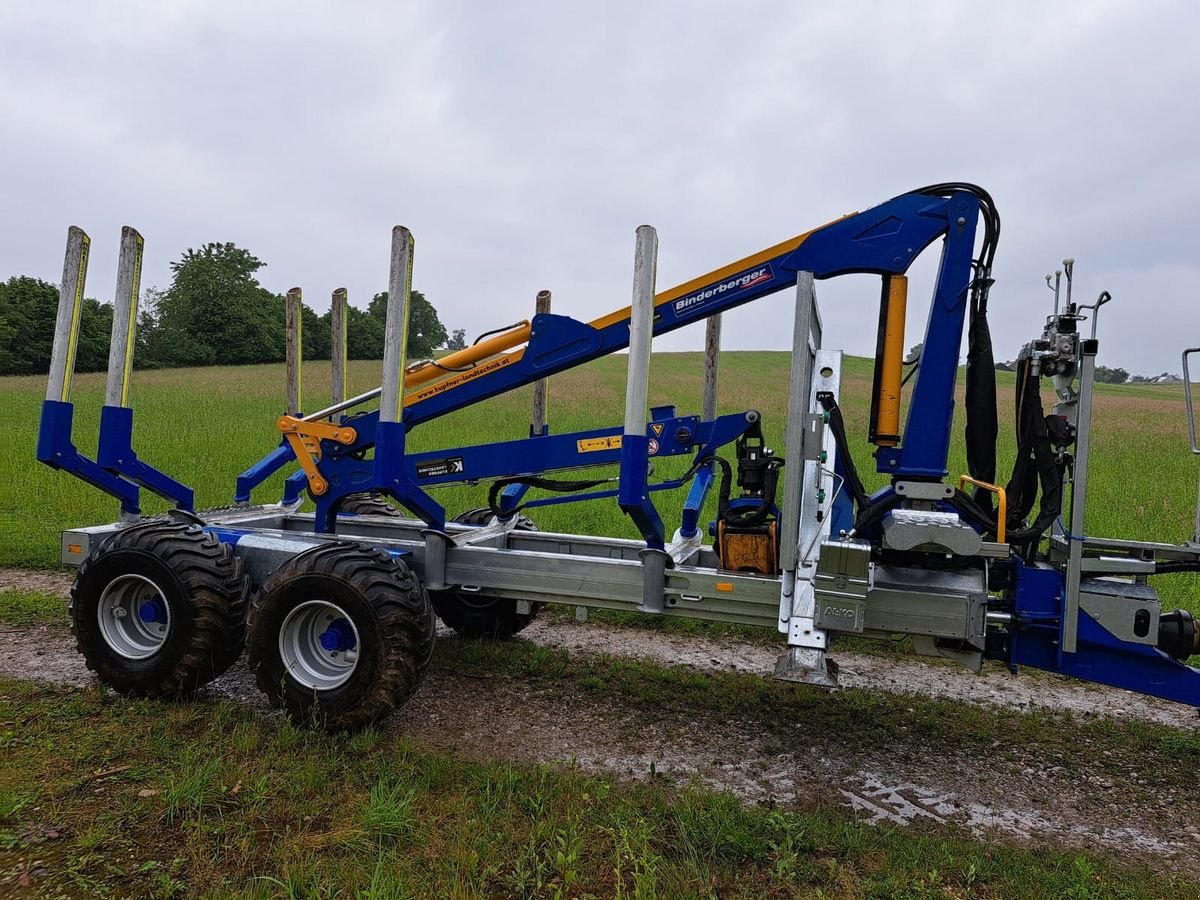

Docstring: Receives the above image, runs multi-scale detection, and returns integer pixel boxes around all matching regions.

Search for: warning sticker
[650,423,664,436]
[647,438,660,455]
[415,457,465,479]
[577,435,622,453]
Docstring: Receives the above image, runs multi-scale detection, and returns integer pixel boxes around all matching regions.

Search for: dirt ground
[3,567,1200,862]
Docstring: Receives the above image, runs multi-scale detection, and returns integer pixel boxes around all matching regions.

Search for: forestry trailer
[34,183,1200,728]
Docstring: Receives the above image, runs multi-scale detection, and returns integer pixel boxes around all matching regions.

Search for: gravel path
[4,567,1199,862]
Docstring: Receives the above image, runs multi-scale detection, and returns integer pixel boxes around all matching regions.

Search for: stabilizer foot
[773,646,839,688]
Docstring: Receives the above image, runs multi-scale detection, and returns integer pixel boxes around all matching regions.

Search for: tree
[367,290,448,358]
[345,305,384,360]
[447,328,467,351]
[302,303,331,361]
[148,243,284,367]
[1094,366,1129,385]
[0,276,112,376]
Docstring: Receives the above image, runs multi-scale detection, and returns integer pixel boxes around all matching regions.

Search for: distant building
[1129,372,1183,384]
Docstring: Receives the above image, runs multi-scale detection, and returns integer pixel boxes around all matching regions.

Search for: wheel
[431,508,542,639]
[337,493,403,518]
[70,521,249,697]
[247,542,436,730]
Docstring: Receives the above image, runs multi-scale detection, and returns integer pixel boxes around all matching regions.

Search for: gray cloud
[1,0,1196,375]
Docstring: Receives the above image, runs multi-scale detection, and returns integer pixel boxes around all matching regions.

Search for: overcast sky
[1,0,1197,374]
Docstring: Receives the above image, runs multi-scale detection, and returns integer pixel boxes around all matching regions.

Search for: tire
[431,508,542,639]
[70,521,249,698]
[337,493,403,518]
[247,542,436,730]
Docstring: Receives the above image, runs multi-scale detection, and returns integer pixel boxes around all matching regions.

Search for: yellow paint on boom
[873,274,908,447]
[397,210,853,408]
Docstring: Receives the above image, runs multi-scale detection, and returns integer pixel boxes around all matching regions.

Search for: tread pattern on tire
[337,493,404,518]
[70,521,249,698]
[431,508,542,639]
[247,541,436,730]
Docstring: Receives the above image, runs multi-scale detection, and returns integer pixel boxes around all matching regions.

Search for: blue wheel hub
[138,596,168,625]
[319,617,357,653]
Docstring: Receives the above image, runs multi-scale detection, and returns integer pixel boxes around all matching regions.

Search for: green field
[2,352,1199,612]
[4,354,1200,896]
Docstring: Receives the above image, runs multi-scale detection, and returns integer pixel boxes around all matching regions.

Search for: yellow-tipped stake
[871,274,908,447]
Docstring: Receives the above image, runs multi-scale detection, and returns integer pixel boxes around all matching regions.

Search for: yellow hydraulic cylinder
[872,274,907,447]
[403,321,532,390]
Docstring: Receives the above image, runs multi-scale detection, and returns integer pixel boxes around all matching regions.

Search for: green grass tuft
[0,588,67,627]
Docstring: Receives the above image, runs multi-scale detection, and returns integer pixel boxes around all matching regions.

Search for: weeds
[0,676,1193,897]
[162,752,225,823]
[360,776,418,844]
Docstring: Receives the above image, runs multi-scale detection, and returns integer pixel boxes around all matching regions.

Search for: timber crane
[34,183,1200,729]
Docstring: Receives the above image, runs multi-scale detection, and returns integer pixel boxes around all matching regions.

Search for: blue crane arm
[236,187,989,526]
[400,189,976,434]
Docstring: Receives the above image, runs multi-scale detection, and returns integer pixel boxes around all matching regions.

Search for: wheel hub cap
[97,574,172,660]
[279,600,360,691]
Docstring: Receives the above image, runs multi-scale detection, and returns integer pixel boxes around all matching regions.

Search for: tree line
[0,242,450,376]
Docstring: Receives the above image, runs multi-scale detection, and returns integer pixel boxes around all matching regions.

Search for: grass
[3,351,1200,612]
[0,588,66,627]
[4,353,1200,893]
[2,671,1196,898]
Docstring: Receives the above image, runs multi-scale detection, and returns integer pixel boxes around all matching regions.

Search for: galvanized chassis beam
[61,512,781,628]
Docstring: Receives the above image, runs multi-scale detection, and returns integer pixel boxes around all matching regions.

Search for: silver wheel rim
[97,574,172,660]
[278,600,360,691]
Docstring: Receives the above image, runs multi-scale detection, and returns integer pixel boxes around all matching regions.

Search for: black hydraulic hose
[912,184,1001,513]
[474,321,527,345]
[854,491,901,536]
[712,454,735,519]
[487,474,614,517]
[723,459,784,527]
[488,447,733,519]
[815,392,869,511]
[1148,561,1200,574]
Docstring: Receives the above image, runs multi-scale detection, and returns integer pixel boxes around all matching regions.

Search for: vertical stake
[531,289,551,435]
[779,272,818,580]
[47,227,91,403]
[286,288,303,414]
[104,227,144,409]
[623,226,658,437]
[379,227,414,424]
[331,287,348,416]
[702,314,721,421]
